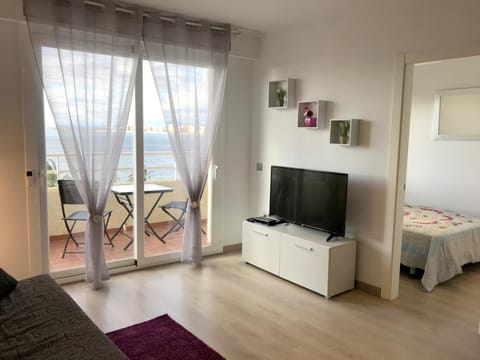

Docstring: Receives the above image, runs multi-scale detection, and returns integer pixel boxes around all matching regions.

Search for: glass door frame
[134,56,224,267]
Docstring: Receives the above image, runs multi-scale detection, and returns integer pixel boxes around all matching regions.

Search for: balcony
[49,220,209,272]
[46,152,209,272]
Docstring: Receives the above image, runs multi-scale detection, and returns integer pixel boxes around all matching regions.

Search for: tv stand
[242,221,356,299]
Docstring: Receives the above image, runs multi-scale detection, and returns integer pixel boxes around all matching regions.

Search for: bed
[402,204,480,291]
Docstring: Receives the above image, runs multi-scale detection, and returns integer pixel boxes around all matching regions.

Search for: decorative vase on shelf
[304,116,317,127]
[303,106,316,127]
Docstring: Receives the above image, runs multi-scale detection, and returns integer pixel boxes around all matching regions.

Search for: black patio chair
[57,179,113,258]
[159,199,206,241]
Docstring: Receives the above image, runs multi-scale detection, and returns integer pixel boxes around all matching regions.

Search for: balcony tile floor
[49,220,208,272]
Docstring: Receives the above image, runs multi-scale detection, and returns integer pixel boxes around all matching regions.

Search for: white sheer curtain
[143,14,230,264]
[25,0,142,287]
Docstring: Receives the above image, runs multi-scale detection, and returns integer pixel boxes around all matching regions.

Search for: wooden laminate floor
[63,252,480,360]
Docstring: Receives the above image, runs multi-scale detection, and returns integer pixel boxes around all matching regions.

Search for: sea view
[46,128,176,182]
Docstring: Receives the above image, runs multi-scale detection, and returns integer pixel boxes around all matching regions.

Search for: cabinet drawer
[279,235,329,295]
[242,223,279,274]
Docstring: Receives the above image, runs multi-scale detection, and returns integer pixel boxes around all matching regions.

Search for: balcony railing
[46,151,178,186]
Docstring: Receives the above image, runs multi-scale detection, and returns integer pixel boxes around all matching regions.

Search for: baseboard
[355,280,381,297]
[223,243,242,253]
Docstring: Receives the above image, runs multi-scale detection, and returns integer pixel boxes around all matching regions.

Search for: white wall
[222,56,254,246]
[0,0,30,279]
[250,2,480,290]
[221,32,257,247]
[405,55,480,216]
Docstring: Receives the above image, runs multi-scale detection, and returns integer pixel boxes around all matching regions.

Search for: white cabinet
[279,234,330,295]
[242,221,356,298]
[242,222,280,274]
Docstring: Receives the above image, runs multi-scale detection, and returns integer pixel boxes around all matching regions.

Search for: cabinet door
[242,223,279,274]
[279,234,329,295]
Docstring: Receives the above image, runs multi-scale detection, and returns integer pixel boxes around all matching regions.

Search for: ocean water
[46,129,176,182]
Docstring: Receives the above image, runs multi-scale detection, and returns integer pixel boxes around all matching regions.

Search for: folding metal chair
[159,200,206,241]
[58,180,113,258]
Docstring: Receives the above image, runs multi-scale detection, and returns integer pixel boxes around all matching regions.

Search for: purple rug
[106,314,225,360]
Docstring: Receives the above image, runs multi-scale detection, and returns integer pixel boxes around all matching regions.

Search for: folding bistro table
[110,184,173,250]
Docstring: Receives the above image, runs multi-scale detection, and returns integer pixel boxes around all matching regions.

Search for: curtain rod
[84,0,231,32]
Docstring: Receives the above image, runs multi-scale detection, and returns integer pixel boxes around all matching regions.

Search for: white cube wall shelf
[297,100,326,129]
[268,78,296,109]
[329,119,359,146]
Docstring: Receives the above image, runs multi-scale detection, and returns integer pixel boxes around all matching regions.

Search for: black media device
[246,216,284,226]
[269,166,348,241]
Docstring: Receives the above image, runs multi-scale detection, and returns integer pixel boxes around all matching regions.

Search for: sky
[43,47,208,132]
[44,59,164,130]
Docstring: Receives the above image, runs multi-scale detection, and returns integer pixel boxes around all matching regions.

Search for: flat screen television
[269,166,348,241]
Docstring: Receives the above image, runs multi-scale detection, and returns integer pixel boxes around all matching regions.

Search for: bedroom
[1,0,480,358]
[400,54,480,291]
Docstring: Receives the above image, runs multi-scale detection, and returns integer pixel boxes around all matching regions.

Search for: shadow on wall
[326,100,335,120]
[346,175,387,286]
[345,175,386,244]
[357,119,371,148]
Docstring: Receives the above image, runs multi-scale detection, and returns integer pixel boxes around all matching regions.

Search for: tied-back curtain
[143,15,230,264]
[25,0,142,287]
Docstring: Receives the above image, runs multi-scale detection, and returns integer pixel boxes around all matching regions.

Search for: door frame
[383,43,480,300]
[20,24,50,276]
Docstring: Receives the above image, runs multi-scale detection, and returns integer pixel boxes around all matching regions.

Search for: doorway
[385,45,480,299]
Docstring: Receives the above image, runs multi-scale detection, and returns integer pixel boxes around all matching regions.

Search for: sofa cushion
[0,274,127,359]
[0,268,17,298]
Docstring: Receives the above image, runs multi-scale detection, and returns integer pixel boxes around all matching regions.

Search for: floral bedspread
[402,204,480,291]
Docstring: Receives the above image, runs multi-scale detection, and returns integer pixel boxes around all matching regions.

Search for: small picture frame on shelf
[297,100,326,128]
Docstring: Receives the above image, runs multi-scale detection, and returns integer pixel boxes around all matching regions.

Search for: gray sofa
[0,275,126,359]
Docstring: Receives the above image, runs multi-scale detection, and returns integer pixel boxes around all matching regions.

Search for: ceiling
[127,0,466,36]
[129,0,371,34]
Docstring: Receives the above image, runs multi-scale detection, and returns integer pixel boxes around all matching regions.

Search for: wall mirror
[432,87,480,140]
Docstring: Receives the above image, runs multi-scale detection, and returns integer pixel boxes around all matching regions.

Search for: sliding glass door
[140,61,211,260]
[43,54,219,276]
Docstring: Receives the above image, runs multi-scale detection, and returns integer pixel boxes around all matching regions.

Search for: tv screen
[269,166,348,237]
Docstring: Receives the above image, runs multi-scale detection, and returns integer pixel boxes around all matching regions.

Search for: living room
[1,0,480,358]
